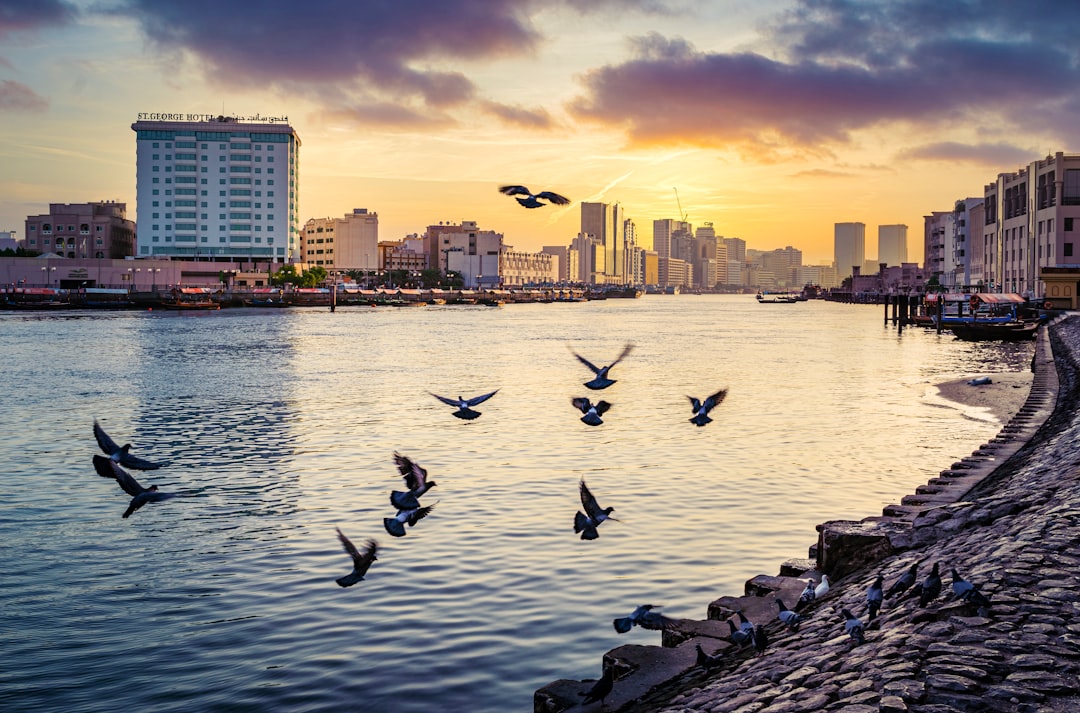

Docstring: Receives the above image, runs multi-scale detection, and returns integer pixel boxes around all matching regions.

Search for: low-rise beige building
[301,208,379,270]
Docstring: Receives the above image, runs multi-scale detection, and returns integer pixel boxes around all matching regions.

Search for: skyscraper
[131,115,300,261]
[877,224,908,267]
[834,222,866,279]
[581,202,625,283]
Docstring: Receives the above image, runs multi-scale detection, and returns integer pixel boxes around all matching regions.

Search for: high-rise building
[834,222,866,279]
[131,115,300,261]
[581,202,626,282]
[877,224,908,267]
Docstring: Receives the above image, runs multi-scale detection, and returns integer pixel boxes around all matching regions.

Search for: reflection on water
[0,298,1035,712]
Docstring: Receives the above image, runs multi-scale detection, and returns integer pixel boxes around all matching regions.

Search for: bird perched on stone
[867,575,884,620]
[572,397,611,427]
[580,666,614,707]
[613,604,680,634]
[94,420,162,470]
[951,568,992,612]
[841,608,866,645]
[572,343,634,390]
[574,478,617,540]
[334,528,378,587]
[389,452,436,511]
[726,619,751,646]
[732,610,756,644]
[815,574,831,598]
[429,389,498,420]
[751,624,770,655]
[688,388,728,427]
[383,502,436,538]
[695,643,724,669]
[776,599,802,631]
[885,562,918,599]
[919,562,943,607]
[93,455,176,518]
[793,579,816,612]
[499,184,571,209]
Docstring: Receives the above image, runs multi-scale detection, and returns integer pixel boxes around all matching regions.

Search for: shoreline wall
[536,317,1072,713]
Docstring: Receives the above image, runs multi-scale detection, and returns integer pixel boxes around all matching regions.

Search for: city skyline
[3,1,1080,264]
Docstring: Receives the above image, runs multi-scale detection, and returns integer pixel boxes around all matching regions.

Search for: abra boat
[756,291,799,303]
[159,287,220,310]
[949,320,1040,341]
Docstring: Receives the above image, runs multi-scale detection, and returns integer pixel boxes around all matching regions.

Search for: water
[0,297,1034,712]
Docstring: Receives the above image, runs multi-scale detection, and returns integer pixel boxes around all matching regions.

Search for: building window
[1066,218,1074,232]
[1066,243,1074,257]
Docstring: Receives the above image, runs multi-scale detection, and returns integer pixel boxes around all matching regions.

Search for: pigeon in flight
[793,579,816,613]
[950,568,992,612]
[572,343,634,390]
[841,608,866,645]
[612,604,680,634]
[498,185,570,209]
[430,390,498,420]
[572,397,611,427]
[885,562,918,599]
[776,599,802,631]
[384,503,436,538]
[918,562,943,607]
[866,575,884,620]
[688,388,728,427]
[579,666,614,707]
[574,478,617,540]
[93,455,176,518]
[390,452,436,511]
[334,528,378,587]
[94,420,162,470]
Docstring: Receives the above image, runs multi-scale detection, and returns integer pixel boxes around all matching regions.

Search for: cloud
[0,79,48,111]
[0,0,77,38]
[568,1,1080,152]
[897,142,1035,167]
[480,101,554,130]
[114,0,658,111]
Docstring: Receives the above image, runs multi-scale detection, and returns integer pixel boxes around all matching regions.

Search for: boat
[76,287,136,310]
[3,287,72,310]
[756,291,799,303]
[949,320,1040,341]
[159,287,220,310]
[923,293,1027,326]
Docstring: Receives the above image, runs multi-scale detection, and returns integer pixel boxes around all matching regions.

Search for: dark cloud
[897,142,1035,167]
[0,79,48,111]
[480,101,554,130]
[115,0,655,111]
[569,1,1080,152]
[0,0,76,38]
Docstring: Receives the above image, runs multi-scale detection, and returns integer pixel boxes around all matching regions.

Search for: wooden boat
[756,291,799,303]
[949,320,1039,341]
[3,287,71,310]
[158,299,220,310]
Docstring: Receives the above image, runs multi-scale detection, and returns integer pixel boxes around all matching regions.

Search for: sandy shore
[933,370,1034,423]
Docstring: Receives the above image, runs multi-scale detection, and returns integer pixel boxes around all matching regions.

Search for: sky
[2,0,1079,265]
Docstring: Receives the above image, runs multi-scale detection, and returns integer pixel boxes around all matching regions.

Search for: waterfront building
[877,224,909,267]
[301,208,378,270]
[982,152,1080,298]
[642,250,659,287]
[924,210,951,288]
[623,219,642,285]
[722,237,746,264]
[542,245,577,283]
[794,264,840,289]
[1,230,17,251]
[571,232,606,284]
[834,222,866,279]
[432,220,503,288]
[131,115,300,261]
[581,202,627,283]
[0,255,274,290]
[500,249,557,288]
[851,262,926,295]
[658,256,692,288]
[379,239,427,273]
[723,259,743,287]
[24,201,135,259]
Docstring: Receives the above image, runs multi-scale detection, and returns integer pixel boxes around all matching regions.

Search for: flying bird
[841,608,866,645]
[951,568,992,612]
[574,478,617,540]
[815,574,831,598]
[885,562,918,599]
[94,420,162,470]
[498,184,570,209]
[612,604,680,634]
[334,528,378,587]
[383,503,436,538]
[572,397,611,427]
[776,599,802,631]
[579,666,614,707]
[793,579,816,613]
[572,343,634,390]
[919,562,943,607]
[429,389,498,420]
[389,452,436,511]
[866,575,884,620]
[688,388,728,426]
[93,455,176,518]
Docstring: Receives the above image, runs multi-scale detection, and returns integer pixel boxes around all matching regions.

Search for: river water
[0,296,1035,712]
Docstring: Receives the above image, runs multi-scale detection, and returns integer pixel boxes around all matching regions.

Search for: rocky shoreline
[536,316,1080,713]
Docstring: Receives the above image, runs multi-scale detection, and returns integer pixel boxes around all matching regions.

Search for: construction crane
[673,187,688,223]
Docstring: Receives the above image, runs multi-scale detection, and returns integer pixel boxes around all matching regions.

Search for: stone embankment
[536,316,1080,713]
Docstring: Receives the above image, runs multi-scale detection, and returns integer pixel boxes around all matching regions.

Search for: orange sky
[2,1,1075,265]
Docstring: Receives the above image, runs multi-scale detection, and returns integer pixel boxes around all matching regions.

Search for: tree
[269,264,327,288]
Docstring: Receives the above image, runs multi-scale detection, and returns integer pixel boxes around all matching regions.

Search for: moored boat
[756,291,799,303]
[949,320,1039,341]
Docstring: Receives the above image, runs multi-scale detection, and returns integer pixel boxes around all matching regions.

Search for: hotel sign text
[136,113,289,124]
